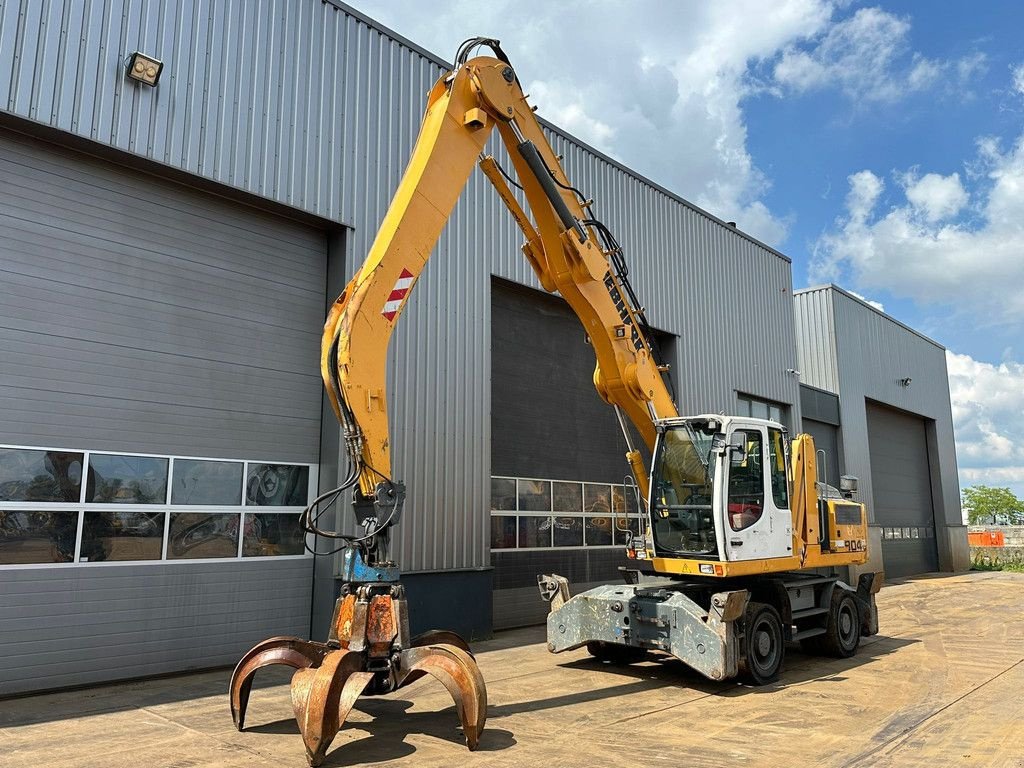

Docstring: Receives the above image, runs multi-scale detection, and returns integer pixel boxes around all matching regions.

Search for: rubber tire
[741,602,785,685]
[586,641,647,664]
[814,590,861,658]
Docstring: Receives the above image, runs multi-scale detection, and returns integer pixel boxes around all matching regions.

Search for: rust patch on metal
[230,585,487,766]
[330,594,356,647]
[366,595,397,657]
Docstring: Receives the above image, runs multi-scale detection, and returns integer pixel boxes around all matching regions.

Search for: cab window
[768,427,789,509]
[728,430,764,531]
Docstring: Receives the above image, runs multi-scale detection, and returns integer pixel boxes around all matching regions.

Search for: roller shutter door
[0,128,327,459]
[490,279,646,629]
[866,402,938,578]
[0,127,327,692]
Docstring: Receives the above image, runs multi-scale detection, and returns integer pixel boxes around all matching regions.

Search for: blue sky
[345,1,1024,500]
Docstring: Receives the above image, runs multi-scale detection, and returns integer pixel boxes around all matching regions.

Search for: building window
[171,459,243,505]
[81,511,165,562]
[0,444,315,567]
[246,464,310,506]
[0,448,83,502]
[87,454,169,504]
[0,510,77,564]
[490,476,644,551]
[738,394,787,428]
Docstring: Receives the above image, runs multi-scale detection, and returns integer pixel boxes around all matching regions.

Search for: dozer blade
[290,649,373,767]
[397,643,487,750]
[229,636,331,731]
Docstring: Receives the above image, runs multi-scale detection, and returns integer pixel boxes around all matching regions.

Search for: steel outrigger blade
[228,585,487,767]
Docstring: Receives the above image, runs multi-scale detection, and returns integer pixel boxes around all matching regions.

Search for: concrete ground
[2,570,1023,768]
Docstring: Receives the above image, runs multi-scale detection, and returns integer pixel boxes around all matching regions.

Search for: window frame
[0,443,317,569]
[490,475,645,552]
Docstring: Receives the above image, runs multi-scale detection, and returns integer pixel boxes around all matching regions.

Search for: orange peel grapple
[229,580,486,766]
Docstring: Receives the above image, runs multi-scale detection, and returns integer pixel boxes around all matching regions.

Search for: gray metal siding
[1,1,802,579]
[0,559,311,694]
[793,288,839,393]
[793,285,962,570]
[0,128,326,461]
[829,289,961,530]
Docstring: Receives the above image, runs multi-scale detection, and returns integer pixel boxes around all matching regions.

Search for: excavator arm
[319,38,677,559]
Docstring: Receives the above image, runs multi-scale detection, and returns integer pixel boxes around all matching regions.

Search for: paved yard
[2,570,1023,768]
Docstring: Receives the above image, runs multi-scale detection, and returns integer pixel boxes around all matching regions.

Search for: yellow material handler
[230,37,882,765]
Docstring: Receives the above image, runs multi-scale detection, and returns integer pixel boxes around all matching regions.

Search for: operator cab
[648,415,793,564]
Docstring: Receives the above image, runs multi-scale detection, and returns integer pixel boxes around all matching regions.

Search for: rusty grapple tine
[399,643,487,750]
[410,630,473,655]
[400,630,474,689]
[229,636,330,731]
[291,649,368,767]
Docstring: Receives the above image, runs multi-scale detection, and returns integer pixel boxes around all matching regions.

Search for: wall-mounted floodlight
[126,51,163,86]
[899,377,912,387]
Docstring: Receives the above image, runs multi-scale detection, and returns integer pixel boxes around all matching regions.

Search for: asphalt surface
[2,570,1023,768]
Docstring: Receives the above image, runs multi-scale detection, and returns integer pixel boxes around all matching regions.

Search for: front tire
[741,602,785,685]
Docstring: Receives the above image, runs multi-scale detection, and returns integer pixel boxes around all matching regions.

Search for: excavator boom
[232,38,677,766]
[321,42,676,518]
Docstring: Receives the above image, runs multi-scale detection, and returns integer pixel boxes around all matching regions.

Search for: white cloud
[337,0,991,260]
[900,171,968,223]
[813,129,1024,324]
[846,170,884,222]
[947,350,1024,500]
[772,7,985,101]
[1012,62,1024,96]
[343,1,977,250]
[846,290,885,312]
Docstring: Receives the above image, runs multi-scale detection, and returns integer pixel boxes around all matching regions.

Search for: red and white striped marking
[381,268,415,321]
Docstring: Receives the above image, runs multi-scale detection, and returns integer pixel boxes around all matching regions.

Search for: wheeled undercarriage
[539,570,881,684]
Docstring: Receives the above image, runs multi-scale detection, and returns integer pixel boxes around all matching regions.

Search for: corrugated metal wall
[793,286,963,569]
[0,0,802,576]
[793,288,839,394]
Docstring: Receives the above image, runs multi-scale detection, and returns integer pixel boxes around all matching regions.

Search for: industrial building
[0,0,967,695]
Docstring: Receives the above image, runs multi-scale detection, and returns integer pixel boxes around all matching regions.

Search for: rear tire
[586,641,647,664]
[741,602,785,685]
[819,590,861,658]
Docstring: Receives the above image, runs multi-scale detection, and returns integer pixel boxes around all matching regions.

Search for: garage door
[866,402,938,578]
[0,127,327,692]
[0,128,327,459]
[490,279,659,629]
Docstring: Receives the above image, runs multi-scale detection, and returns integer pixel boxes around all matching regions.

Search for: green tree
[962,485,1024,525]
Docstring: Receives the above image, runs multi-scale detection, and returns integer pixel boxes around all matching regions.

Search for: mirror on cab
[728,431,747,465]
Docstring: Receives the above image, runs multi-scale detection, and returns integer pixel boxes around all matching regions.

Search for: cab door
[722,424,793,561]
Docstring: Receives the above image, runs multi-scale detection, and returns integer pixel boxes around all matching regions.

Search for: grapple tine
[400,630,474,689]
[399,643,487,750]
[291,649,367,767]
[410,630,473,655]
[229,636,330,731]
